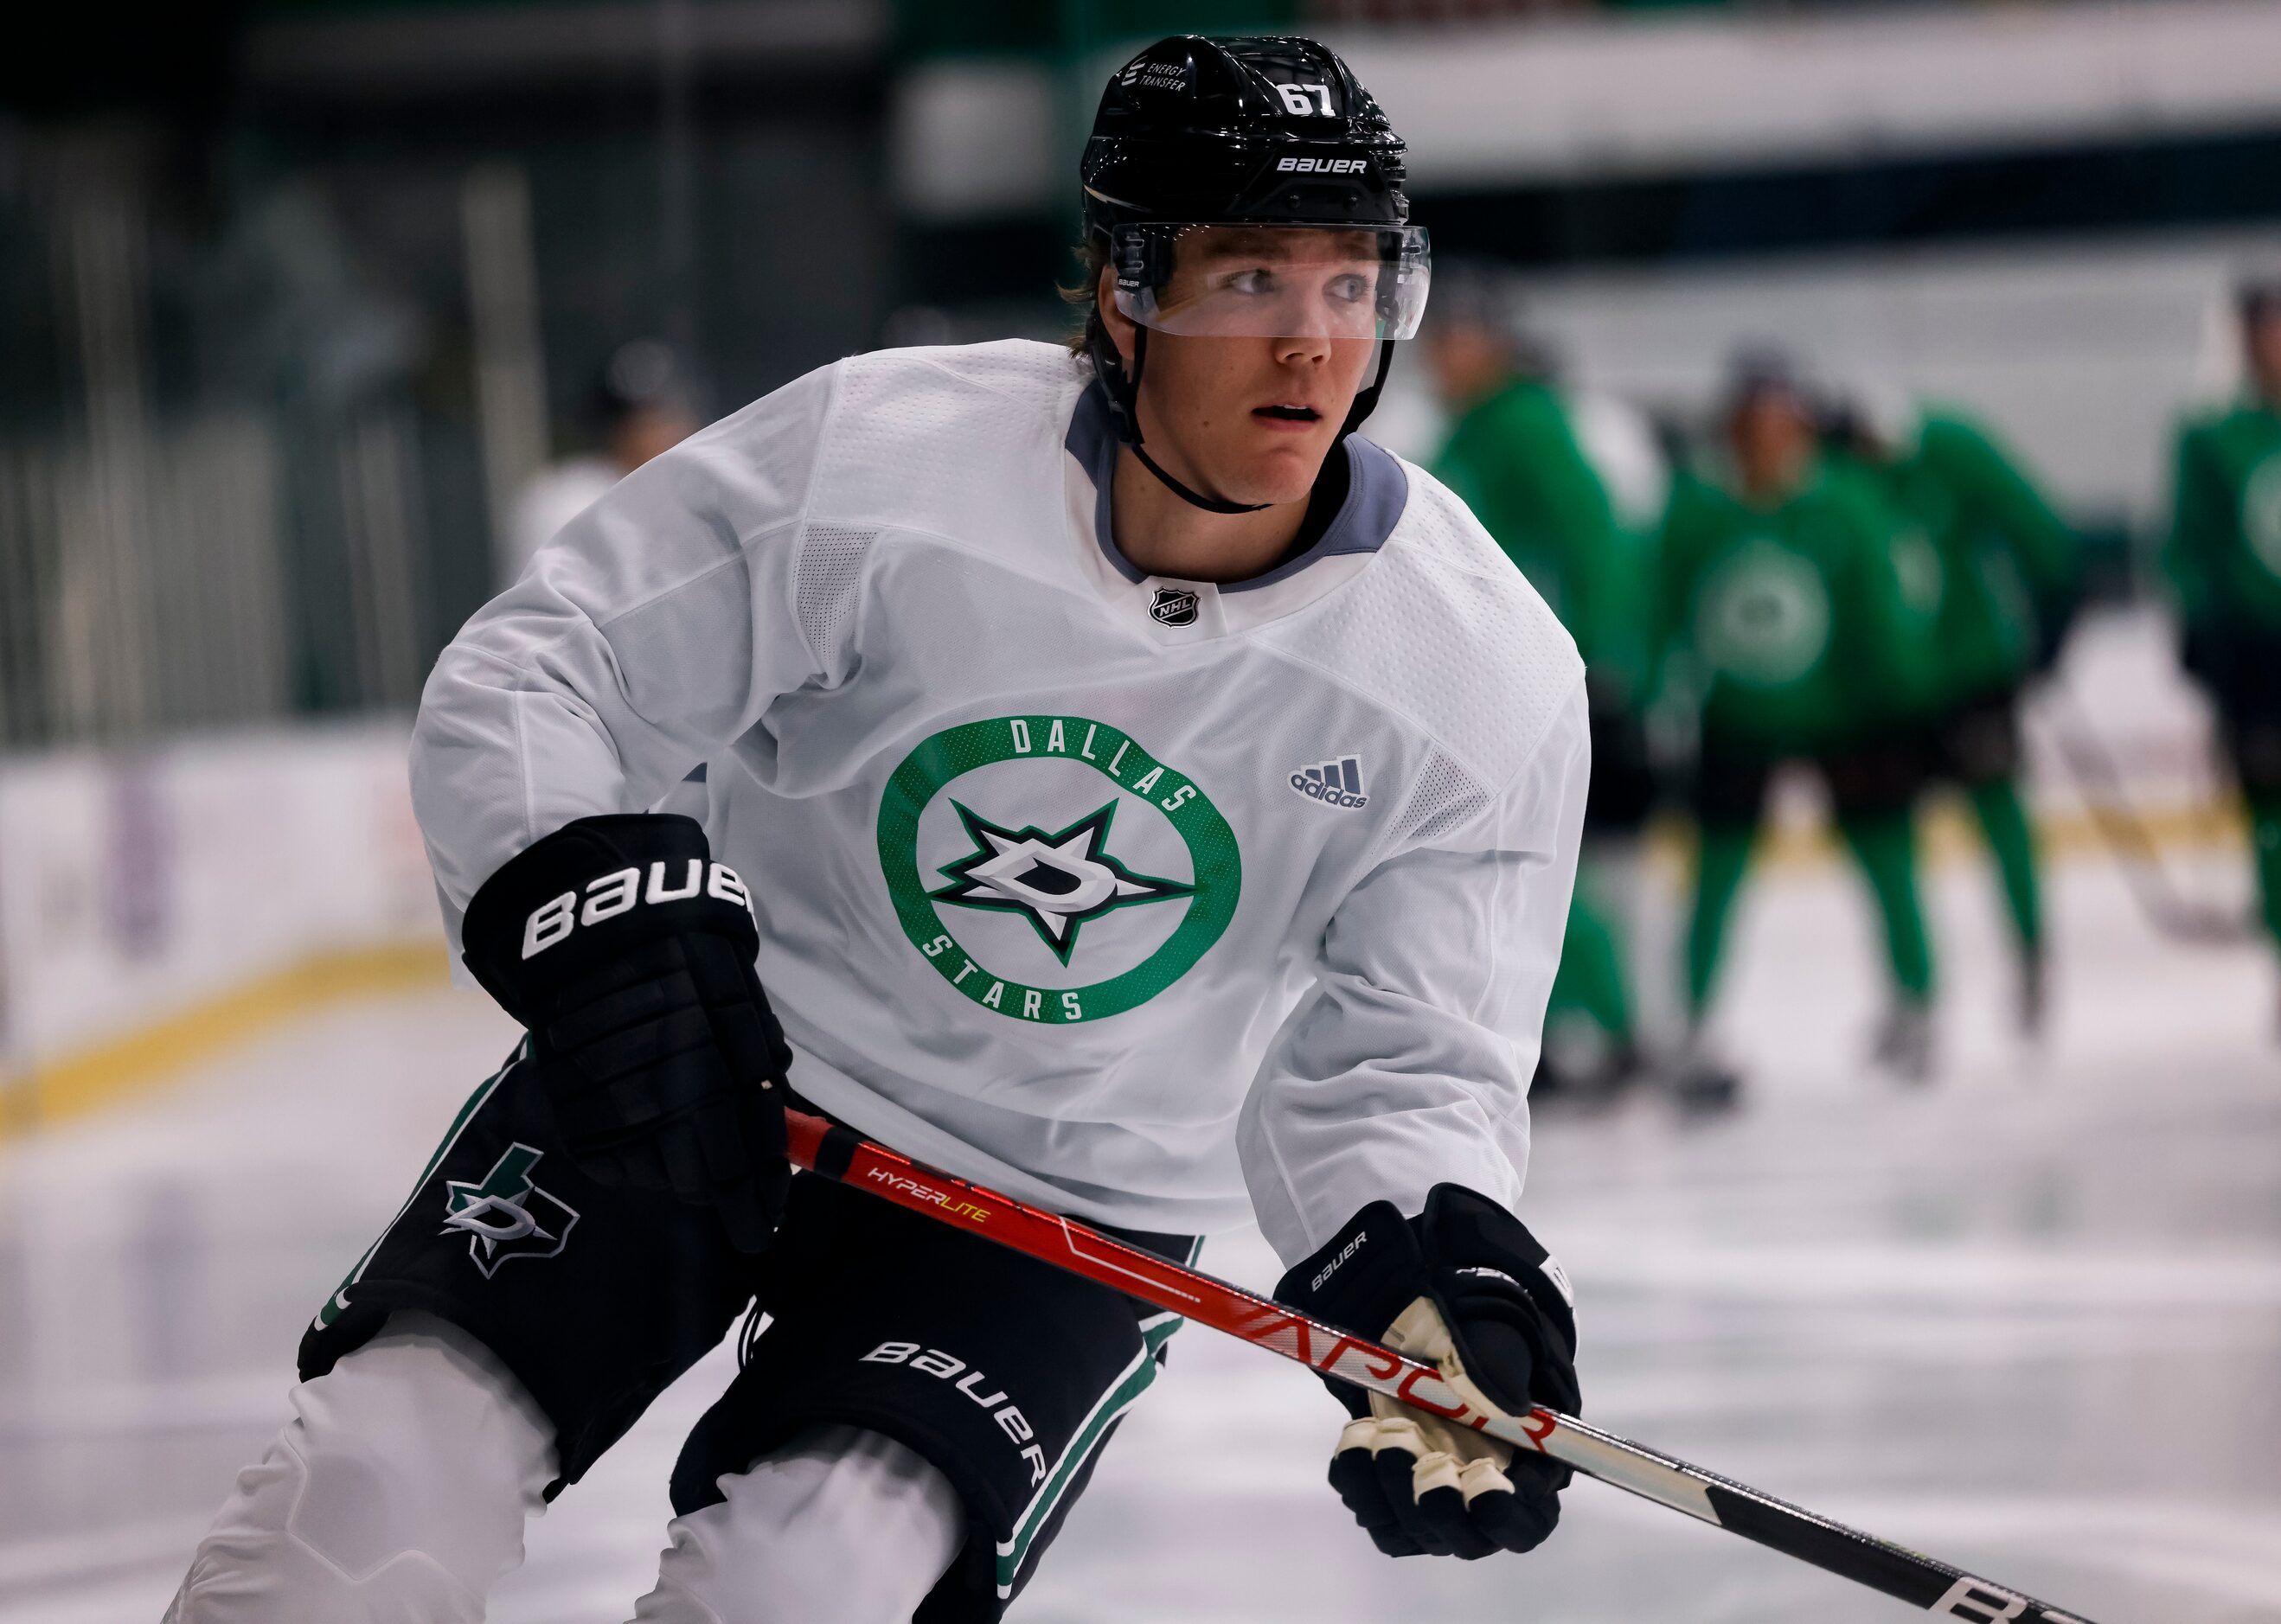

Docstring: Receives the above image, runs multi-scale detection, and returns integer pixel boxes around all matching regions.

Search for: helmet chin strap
[1086,324,1401,517]
[1344,338,1397,440]
[1129,441,1265,515]
[1095,325,1270,515]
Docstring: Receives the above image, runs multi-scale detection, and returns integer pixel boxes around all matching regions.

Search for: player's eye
[1323,272,1372,305]
[1223,266,1278,295]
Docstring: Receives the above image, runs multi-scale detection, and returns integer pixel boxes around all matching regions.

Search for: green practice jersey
[1434,377,1655,702]
[2165,400,2281,636]
[1849,410,2074,707]
[1657,460,1925,753]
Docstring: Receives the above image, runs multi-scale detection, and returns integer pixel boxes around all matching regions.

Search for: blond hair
[1060,237,1109,358]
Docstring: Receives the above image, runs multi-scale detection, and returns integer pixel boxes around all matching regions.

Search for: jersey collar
[1063,380,1406,594]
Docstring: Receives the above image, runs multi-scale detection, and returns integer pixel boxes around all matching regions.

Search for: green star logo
[930,800,1194,966]
[1697,538,1831,688]
[877,714,1242,1025]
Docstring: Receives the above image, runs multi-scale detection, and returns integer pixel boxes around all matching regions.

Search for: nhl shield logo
[1149,586,1200,626]
[441,1143,579,1278]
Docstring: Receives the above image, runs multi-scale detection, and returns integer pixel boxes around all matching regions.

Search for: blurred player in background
[1661,352,1938,1095]
[2166,273,2281,1012]
[1426,263,1656,1098]
[499,338,701,590]
[1829,390,2077,1036]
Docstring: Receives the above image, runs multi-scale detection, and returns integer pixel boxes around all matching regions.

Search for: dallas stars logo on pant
[441,1142,580,1277]
[929,800,1193,966]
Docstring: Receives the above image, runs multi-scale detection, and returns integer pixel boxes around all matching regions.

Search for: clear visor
[1112,223,1432,342]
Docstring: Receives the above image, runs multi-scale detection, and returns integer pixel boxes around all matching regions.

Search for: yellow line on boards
[1,939,450,1143]
[0,798,2250,1143]
[1641,799,2246,873]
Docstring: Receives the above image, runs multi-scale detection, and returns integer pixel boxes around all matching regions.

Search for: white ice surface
[3,832,2279,1623]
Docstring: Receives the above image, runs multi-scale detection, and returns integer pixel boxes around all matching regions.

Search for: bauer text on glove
[460,813,791,1251]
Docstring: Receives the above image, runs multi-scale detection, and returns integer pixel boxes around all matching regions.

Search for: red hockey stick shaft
[785,1109,2101,1623]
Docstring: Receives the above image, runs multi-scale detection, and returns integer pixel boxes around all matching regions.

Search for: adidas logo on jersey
[1289,755,1369,810]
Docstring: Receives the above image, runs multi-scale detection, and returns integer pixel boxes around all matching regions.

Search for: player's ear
[1097,265,1137,373]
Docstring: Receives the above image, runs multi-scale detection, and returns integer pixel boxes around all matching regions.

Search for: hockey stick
[2037,690,2254,946]
[784,1109,2101,1623]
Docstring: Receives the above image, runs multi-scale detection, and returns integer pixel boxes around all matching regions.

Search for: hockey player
[1660,353,1940,1088]
[1426,263,1655,1095]
[2167,274,2281,999]
[1831,392,2076,1034]
[503,340,702,591]
[169,35,1586,1623]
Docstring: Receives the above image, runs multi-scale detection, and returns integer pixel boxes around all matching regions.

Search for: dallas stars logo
[929,800,1193,966]
[440,1143,578,1278]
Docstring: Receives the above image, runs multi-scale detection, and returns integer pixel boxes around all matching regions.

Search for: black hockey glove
[1275,1184,1579,1561]
[460,813,791,1251]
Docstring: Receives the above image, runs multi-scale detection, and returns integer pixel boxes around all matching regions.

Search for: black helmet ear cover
[1084,310,1269,515]
[1345,338,1395,439]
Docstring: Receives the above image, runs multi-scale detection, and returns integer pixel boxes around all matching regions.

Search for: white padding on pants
[631,1424,966,1624]
[166,1312,555,1622]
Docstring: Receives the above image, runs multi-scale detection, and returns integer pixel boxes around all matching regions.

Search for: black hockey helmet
[1081,35,1411,246]
[593,338,696,428]
[1078,35,1426,513]
[1425,255,1561,380]
[1722,343,1818,416]
[2239,272,2281,329]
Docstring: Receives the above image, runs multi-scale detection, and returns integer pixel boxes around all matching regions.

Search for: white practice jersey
[410,340,1586,1264]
